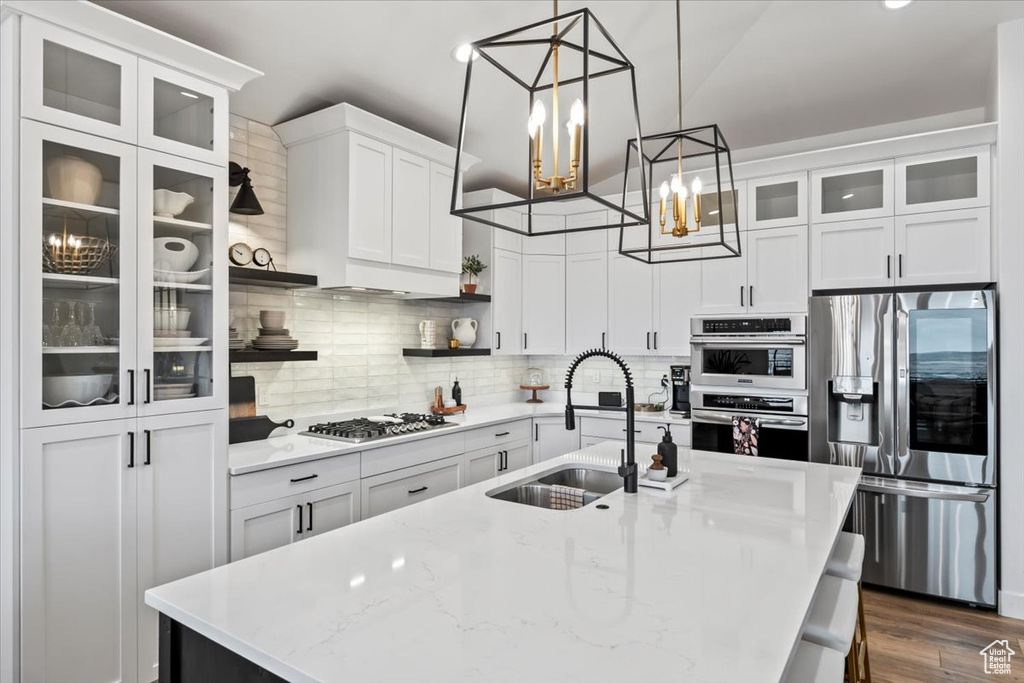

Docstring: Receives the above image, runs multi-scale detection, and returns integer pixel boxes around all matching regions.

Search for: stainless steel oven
[690,390,809,461]
[690,315,807,391]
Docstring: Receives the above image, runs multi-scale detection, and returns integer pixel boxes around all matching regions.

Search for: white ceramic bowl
[259,310,286,329]
[153,189,195,218]
[46,156,102,205]
[42,374,112,405]
[153,237,199,272]
[647,468,668,482]
[154,307,191,331]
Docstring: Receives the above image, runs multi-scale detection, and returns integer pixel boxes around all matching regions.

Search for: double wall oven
[689,316,809,461]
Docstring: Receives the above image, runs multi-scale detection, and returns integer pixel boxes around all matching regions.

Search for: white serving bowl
[42,374,112,405]
[46,156,103,205]
[154,307,191,331]
[260,310,286,329]
[153,237,199,272]
[153,189,195,218]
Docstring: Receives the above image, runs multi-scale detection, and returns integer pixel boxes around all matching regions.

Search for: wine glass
[42,299,58,347]
[58,300,82,347]
[83,301,103,346]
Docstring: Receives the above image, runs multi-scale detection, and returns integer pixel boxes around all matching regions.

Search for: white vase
[452,318,478,348]
[419,320,437,349]
[46,155,102,205]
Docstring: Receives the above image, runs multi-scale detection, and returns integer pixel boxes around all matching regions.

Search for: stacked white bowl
[252,310,298,351]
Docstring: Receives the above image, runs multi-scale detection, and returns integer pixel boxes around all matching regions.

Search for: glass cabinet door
[895,147,990,215]
[138,60,228,165]
[21,120,138,427]
[747,172,807,230]
[21,17,138,143]
[137,149,226,415]
[811,161,894,223]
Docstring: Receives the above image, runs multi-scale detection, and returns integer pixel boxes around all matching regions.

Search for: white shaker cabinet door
[607,254,654,355]
[428,162,462,273]
[504,443,533,473]
[566,251,608,353]
[747,225,809,314]
[533,418,580,463]
[21,421,138,683]
[391,148,431,268]
[229,495,303,561]
[896,208,991,287]
[522,254,566,355]
[654,260,701,355]
[697,233,748,315]
[465,447,500,485]
[305,481,361,538]
[347,132,393,263]
[136,410,226,683]
[810,218,895,291]
[491,249,523,355]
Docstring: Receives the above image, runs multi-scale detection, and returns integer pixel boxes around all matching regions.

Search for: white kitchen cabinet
[697,233,748,315]
[566,211,609,254]
[21,16,139,143]
[811,218,895,291]
[747,172,807,230]
[21,421,138,683]
[522,253,566,355]
[361,455,463,519]
[136,410,227,682]
[229,494,302,561]
[429,162,462,273]
[138,59,228,165]
[653,261,701,355]
[465,447,500,485]
[304,481,361,538]
[533,417,580,463]
[521,216,566,254]
[895,208,991,286]
[492,248,523,355]
[607,254,654,355]
[566,251,608,353]
[504,443,532,473]
[747,225,809,314]
[811,160,894,223]
[391,148,431,268]
[348,131,393,264]
[895,147,990,215]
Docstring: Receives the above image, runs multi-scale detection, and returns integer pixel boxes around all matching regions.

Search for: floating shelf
[418,292,491,304]
[42,197,119,217]
[42,273,119,290]
[153,215,212,236]
[229,266,318,289]
[42,346,119,354]
[230,350,318,363]
[402,348,491,358]
[153,281,212,292]
[154,346,211,353]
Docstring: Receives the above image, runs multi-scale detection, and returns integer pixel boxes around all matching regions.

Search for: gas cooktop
[301,413,456,443]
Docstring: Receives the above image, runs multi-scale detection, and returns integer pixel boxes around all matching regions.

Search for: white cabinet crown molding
[4,0,262,91]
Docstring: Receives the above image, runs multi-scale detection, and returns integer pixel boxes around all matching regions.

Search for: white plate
[154,337,208,347]
[153,268,209,284]
[43,394,118,409]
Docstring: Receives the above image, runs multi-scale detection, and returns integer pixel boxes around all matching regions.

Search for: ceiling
[97,0,1022,192]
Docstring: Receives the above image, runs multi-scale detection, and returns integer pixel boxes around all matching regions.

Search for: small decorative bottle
[658,425,678,477]
[452,378,462,406]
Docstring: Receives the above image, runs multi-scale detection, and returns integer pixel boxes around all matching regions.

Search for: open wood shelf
[230,349,318,363]
[402,347,491,358]
[229,266,318,289]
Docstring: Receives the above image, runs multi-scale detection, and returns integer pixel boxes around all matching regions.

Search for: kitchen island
[147,443,861,682]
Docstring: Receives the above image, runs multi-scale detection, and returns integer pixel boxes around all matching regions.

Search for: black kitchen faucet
[564,349,638,494]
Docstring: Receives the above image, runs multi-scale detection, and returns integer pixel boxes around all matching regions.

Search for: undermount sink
[486,464,622,510]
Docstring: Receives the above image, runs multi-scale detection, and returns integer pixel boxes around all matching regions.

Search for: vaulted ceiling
[98,0,1023,192]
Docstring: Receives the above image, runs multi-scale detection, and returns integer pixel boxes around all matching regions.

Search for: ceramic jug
[452,318,478,348]
[419,320,437,349]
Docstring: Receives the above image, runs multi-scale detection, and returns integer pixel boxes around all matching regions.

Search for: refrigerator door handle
[894,305,910,473]
[858,481,990,503]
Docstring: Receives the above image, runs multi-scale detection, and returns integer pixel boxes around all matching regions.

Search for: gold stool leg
[856,580,872,682]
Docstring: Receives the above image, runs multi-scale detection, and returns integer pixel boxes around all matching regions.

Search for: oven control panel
[701,394,796,413]
[700,318,792,334]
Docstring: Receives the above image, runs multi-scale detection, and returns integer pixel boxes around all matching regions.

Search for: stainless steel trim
[690,315,807,337]
[692,410,807,429]
[858,480,989,503]
[691,337,806,345]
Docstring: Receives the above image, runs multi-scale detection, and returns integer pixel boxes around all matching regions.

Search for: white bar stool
[803,575,860,653]
[783,640,846,683]
[826,532,872,682]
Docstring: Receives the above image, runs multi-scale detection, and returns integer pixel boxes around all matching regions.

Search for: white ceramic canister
[419,320,437,349]
[451,318,478,348]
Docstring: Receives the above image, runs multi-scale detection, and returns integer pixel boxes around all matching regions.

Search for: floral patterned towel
[732,416,760,456]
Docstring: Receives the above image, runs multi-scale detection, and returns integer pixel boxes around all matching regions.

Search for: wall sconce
[229,161,264,216]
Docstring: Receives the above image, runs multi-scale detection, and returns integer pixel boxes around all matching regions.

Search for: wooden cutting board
[229,376,257,419]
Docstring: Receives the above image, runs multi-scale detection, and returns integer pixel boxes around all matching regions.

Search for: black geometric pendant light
[450,1,648,237]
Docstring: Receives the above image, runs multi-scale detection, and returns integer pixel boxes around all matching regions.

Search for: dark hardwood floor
[863,587,1024,681]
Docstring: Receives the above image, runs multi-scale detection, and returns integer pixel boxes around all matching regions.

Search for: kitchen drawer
[360,431,465,478]
[463,419,532,453]
[361,455,462,519]
[231,452,361,510]
[579,417,666,445]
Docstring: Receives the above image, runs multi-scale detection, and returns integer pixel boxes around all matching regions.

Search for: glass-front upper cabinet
[811,160,894,224]
[21,17,138,144]
[139,60,228,165]
[895,147,990,215]
[137,149,226,415]
[747,172,808,230]
[21,120,138,428]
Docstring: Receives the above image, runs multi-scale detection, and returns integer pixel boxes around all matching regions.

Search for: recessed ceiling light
[884,0,912,9]
[451,43,479,63]
[842,193,855,199]
[349,575,366,588]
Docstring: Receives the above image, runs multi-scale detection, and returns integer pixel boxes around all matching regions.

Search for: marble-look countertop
[149,443,861,682]
[229,402,691,475]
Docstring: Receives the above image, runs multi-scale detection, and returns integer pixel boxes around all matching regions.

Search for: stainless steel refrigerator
[809,290,997,606]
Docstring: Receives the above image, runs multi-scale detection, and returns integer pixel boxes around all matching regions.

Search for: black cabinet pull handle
[646,331,650,350]
[127,431,135,468]
[749,286,754,307]
[535,424,539,441]
[408,486,428,495]
[307,502,313,531]
[495,431,510,437]
[601,332,606,349]
[740,286,744,307]
[622,429,641,434]
[523,332,527,349]
[501,451,506,471]
[144,429,151,466]
[653,331,658,350]
[290,474,318,483]
[296,505,303,534]
[496,331,501,350]
[887,255,891,279]
[144,369,151,404]
[898,254,903,278]
[127,369,135,406]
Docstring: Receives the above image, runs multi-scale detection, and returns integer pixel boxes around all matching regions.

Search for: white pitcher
[452,318,478,348]
[419,320,437,349]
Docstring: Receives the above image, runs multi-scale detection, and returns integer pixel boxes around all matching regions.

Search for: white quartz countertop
[150,443,861,682]
[229,402,690,475]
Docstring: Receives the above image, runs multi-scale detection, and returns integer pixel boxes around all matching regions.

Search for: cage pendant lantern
[618,0,741,265]
[451,0,649,238]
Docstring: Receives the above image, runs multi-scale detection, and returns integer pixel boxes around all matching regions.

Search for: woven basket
[42,236,117,275]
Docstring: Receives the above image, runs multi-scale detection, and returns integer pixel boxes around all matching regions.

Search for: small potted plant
[461,254,487,294]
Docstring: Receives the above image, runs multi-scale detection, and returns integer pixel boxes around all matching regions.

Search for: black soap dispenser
[452,378,462,406]
[657,425,678,477]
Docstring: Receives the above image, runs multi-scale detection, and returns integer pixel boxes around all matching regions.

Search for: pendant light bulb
[670,174,683,195]
[659,181,670,200]
[529,119,539,138]
[569,99,585,126]
[531,100,546,127]
[691,176,702,195]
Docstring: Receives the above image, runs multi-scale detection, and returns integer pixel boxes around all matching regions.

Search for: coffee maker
[670,365,691,417]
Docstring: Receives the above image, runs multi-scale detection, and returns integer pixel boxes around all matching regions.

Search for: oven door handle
[691,337,806,346]
[692,411,807,428]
